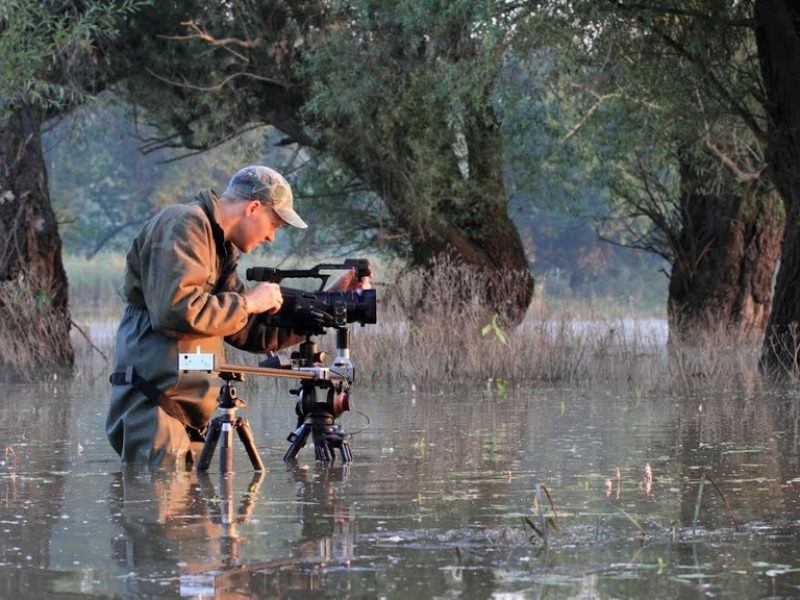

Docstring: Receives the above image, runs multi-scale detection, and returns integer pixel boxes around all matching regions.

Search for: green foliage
[501,0,766,269]
[42,0,766,313]
[481,313,508,345]
[45,101,270,255]
[0,0,149,113]
[300,0,523,228]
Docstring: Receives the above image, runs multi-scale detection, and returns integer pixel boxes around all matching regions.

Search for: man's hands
[243,282,283,314]
[325,269,373,292]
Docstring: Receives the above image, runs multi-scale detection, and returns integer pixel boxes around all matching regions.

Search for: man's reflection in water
[107,465,356,598]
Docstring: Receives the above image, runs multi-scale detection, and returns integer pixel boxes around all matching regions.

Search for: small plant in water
[693,472,740,533]
[485,377,508,397]
[523,484,561,544]
[480,313,507,345]
[3,446,17,473]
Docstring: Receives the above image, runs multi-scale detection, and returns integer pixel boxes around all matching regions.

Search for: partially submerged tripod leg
[196,374,265,473]
[283,423,310,462]
[235,417,265,471]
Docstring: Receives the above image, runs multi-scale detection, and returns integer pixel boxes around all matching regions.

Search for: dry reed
[62,256,772,392]
[0,279,74,380]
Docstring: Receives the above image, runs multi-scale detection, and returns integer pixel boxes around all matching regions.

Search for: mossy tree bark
[755,0,800,373]
[332,91,534,326]
[668,151,783,344]
[0,105,74,377]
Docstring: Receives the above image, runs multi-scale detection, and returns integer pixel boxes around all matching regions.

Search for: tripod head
[278,329,355,463]
[259,327,355,384]
[216,371,246,410]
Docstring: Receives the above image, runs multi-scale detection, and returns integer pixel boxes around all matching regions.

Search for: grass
[0,277,75,380]
[62,252,774,392]
[64,252,127,322]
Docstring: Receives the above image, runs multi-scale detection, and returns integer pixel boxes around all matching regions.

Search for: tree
[0,0,147,377]
[118,0,535,325]
[527,0,783,342]
[756,0,800,373]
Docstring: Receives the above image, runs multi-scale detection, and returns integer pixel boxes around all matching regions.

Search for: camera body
[246,259,376,335]
[277,287,377,334]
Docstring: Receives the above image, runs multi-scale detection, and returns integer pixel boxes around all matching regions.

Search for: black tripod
[196,371,265,473]
[283,333,354,464]
[283,379,353,463]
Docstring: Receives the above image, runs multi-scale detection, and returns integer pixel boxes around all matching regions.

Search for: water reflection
[0,382,74,599]
[106,465,357,598]
[3,378,800,597]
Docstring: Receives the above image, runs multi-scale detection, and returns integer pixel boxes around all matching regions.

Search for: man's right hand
[244,282,284,314]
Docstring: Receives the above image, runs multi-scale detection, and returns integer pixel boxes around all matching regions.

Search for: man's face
[231,201,284,253]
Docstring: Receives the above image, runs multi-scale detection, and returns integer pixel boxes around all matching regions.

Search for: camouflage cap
[225,166,308,229]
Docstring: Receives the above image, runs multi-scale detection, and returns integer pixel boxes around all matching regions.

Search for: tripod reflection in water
[208,464,357,598]
[107,465,357,598]
[289,463,356,566]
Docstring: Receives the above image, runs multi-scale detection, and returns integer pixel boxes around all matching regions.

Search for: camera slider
[183,327,359,473]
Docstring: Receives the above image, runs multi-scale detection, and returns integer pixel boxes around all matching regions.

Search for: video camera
[185,259,377,471]
[246,259,377,335]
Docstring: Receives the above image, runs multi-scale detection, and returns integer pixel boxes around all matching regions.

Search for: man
[107,165,361,467]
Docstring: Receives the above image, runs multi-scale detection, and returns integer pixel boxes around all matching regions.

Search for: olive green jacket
[106,190,300,466]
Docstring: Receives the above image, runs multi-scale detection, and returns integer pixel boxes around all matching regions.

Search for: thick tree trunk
[415,105,533,326]
[0,106,74,378]
[345,104,534,327]
[755,0,800,373]
[668,152,783,344]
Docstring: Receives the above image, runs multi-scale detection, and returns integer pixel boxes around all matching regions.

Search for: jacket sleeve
[140,207,250,337]
[225,314,306,352]
[214,246,306,352]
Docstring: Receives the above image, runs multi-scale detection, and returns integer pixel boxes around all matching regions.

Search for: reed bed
[63,255,771,392]
[0,278,74,379]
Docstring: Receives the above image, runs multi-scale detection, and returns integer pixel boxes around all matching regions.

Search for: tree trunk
[342,101,534,327]
[0,105,74,378]
[667,150,783,344]
[755,0,800,373]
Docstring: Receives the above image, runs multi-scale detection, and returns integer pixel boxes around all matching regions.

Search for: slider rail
[216,363,315,380]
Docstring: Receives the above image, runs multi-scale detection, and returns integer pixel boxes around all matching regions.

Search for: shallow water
[2,374,800,599]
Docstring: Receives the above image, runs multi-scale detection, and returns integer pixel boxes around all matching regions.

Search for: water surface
[2,375,800,598]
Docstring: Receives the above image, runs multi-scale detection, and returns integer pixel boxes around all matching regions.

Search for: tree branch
[144,67,288,93]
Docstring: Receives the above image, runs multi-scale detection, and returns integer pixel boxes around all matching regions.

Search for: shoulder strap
[110,368,206,442]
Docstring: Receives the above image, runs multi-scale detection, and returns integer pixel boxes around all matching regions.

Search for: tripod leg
[235,417,265,471]
[283,423,310,462]
[219,416,235,474]
[340,438,353,463]
[312,426,334,463]
[196,418,222,472]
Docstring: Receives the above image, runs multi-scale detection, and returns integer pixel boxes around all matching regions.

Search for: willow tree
[120,0,535,325]
[756,0,800,373]
[0,0,147,378]
[529,0,782,343]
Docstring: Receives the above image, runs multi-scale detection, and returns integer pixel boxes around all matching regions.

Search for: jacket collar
[195,189,239,262]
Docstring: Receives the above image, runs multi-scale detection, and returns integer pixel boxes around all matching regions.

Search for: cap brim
[274,206,308,229]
